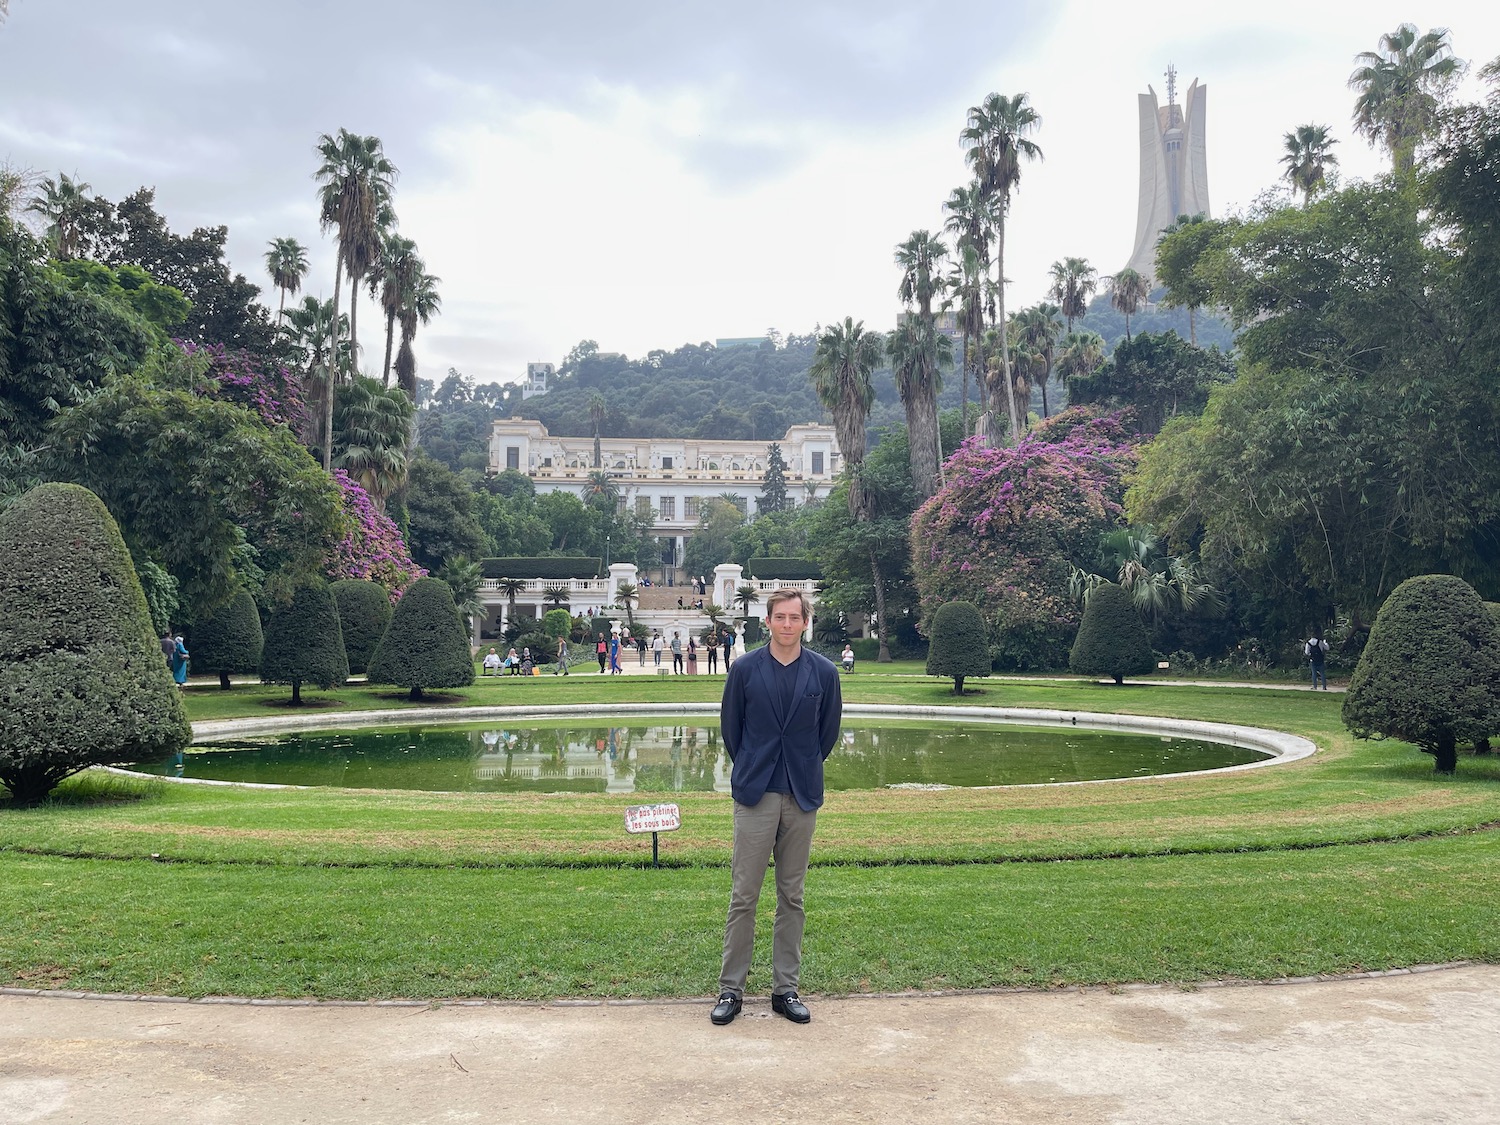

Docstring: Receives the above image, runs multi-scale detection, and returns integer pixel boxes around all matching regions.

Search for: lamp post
[605,533,611,568]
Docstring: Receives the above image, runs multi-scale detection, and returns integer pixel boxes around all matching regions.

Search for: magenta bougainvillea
[911,409,1138,669]
[177,340,306,432]
[328,470,425,599]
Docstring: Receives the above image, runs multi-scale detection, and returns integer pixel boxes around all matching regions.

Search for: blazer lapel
[757,650,786,728]
[789,654,812,725]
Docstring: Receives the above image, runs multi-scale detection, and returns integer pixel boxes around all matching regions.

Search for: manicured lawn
[2,672,1496,998]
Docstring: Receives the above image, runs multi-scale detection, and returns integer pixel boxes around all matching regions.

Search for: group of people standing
[159,631,189,686]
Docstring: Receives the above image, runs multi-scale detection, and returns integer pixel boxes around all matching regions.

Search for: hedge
[746,558,822,581]
[0,483,190,803]
[190,589,264,690]
[481,557,602,580]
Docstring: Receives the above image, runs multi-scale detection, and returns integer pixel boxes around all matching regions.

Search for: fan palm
[315,128,398,469]
[1047,256,1098,334]
[286,296,353,453]
[264,237,309,330]
[392,270,440,405]
[1055,330,1107,393]
[334,377,413,510]
[25,172,93,260]
[1010,304,1062,417]
[808,317,882,515]
[438,559,485,634]
[1109,268,1152,342]
[373,234,422,387]
[1349,24,1461,175]
[893,230,950,499]
[1280,125,1340,206]
[961,92,1043,445]
[495,577,526,628]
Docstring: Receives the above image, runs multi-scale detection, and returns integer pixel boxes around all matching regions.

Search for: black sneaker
[770,991,811,1024]
[710,991,742,1025]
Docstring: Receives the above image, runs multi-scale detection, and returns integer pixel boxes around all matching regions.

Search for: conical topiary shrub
[1343,575,1500,774]
[1069,582,1155,685]
[331,579,393,675]
[925,601,991,695]
[259,581,349,705]
[0,483,191,804]
[191,589,264,690]
[367,577,475,701]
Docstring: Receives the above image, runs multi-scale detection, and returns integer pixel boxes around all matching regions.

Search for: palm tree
[438,559,485,635]
[542,586,571,609]
[582,471,617,509]
[1047,256,1098,334]
[25,172,92,260]
[392,269,440,406]
[1280,125,1341,205]
[947,244,987,437]
[961,92,1043,445]
[334,377,413,510]
[588,391,606,468]
[893,229,950,499]
[1055,330,1107,395]
[264,237,309,330]
[809,317,891,661]
[1349,24,1462,175]
[286,295,352,453]
[373,234,421,387]
[615,581,638,630]
[734,582,760,619]
[315,129,398,469]
[1109,268,1152,342]
[495,577,526,632]
[1010,304,1062,417]
[808,317,882,517]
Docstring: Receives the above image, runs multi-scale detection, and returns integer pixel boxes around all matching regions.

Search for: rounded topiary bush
[367,577,476,700]
[331,579,393,675]
[1343,575,1500,774]
[542,608,573,640]
[191,589,264,690]
[1069,582,1155,685]
[260,581,349,705]
[925,601,991,694]
[0,483,191,804]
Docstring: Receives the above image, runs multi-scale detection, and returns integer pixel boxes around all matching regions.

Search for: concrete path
[2,966,1495,1124]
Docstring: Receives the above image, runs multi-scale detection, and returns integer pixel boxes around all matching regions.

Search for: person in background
[841,644,855,673]
[519,647,534,676]
[170,635,190,687]
[652,631,665,668]
[554,636,569,675]
[670,631,684,674]
[482,648,502,676]
[706,630,719,674]
[506,647,521,675]
[687,634,698,674]
[1305,632,1329,690]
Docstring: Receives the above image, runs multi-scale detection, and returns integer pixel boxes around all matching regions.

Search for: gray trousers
[718,792,817,998]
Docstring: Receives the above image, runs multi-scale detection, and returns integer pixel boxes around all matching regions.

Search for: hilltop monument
[1125,65,1209,280]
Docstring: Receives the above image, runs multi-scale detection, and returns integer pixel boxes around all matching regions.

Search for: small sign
[625,803,681,834]
[1157,661,1170,669]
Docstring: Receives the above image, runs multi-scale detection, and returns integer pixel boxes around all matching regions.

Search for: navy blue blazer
[720,644,843,811]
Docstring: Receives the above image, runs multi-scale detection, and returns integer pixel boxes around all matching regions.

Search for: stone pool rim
[105,704,1317,792]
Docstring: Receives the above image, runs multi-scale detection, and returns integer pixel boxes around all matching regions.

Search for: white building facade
[487,417,840,582]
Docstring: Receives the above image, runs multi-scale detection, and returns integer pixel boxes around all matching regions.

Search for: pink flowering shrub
[911,413,1138,669]
[328,470,425,598]
[177,340,306,432]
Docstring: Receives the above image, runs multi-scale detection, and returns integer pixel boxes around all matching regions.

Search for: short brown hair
[764,587,810,622]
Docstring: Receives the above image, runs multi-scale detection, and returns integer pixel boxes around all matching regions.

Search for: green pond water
[130,718,1270,792]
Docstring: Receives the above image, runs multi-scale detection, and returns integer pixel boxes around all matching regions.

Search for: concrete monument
[1124,65,1209,280]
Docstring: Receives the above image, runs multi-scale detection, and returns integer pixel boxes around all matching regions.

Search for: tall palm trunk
[993,219,1019,445]
[276,286,287,330]
[960,331,971,438]
[324,258,344,472]
[382,308,396,388]
[907,366,942,499]
[349,282,360,371]
[869,546,892,663]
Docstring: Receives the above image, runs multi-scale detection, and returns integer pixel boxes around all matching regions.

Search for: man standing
[711,589,842,1026]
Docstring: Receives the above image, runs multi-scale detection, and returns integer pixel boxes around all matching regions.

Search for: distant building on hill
[1124,64,1210,280]
[520,362,553,400]
[487,417,839,582]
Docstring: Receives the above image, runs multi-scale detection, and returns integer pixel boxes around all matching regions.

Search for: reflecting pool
[129,718,1270,793]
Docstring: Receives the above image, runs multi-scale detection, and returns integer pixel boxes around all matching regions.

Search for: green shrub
[512,632,554,665]
[190,589,264,690]
[542,608,573,640]
[481,557,601,580]
[1069,583,1155,685]
[742,619,764,645]
[367,578,475,700]
[260,582,349,705]
[0,483,190,804]
[331,579,392,675]
[1343,575,1500,774]
[925,601,991,694]
[746,558,822,581]
[589,615,615,639]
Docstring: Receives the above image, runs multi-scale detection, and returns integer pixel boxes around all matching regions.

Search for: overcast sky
[3,1,1498,387]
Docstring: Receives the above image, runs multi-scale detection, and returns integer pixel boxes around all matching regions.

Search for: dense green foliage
[0,484,190,804]
[1069,583,1156,685]
[542,608,573,640]
[1342,575,1500,773]
[402,454,486,572]
[259,582,349,705]
[330,580,393,675]
[1067,332,1235,435]
[189,589,264,690]
[367,578,476,700]
[924,601,991,693]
